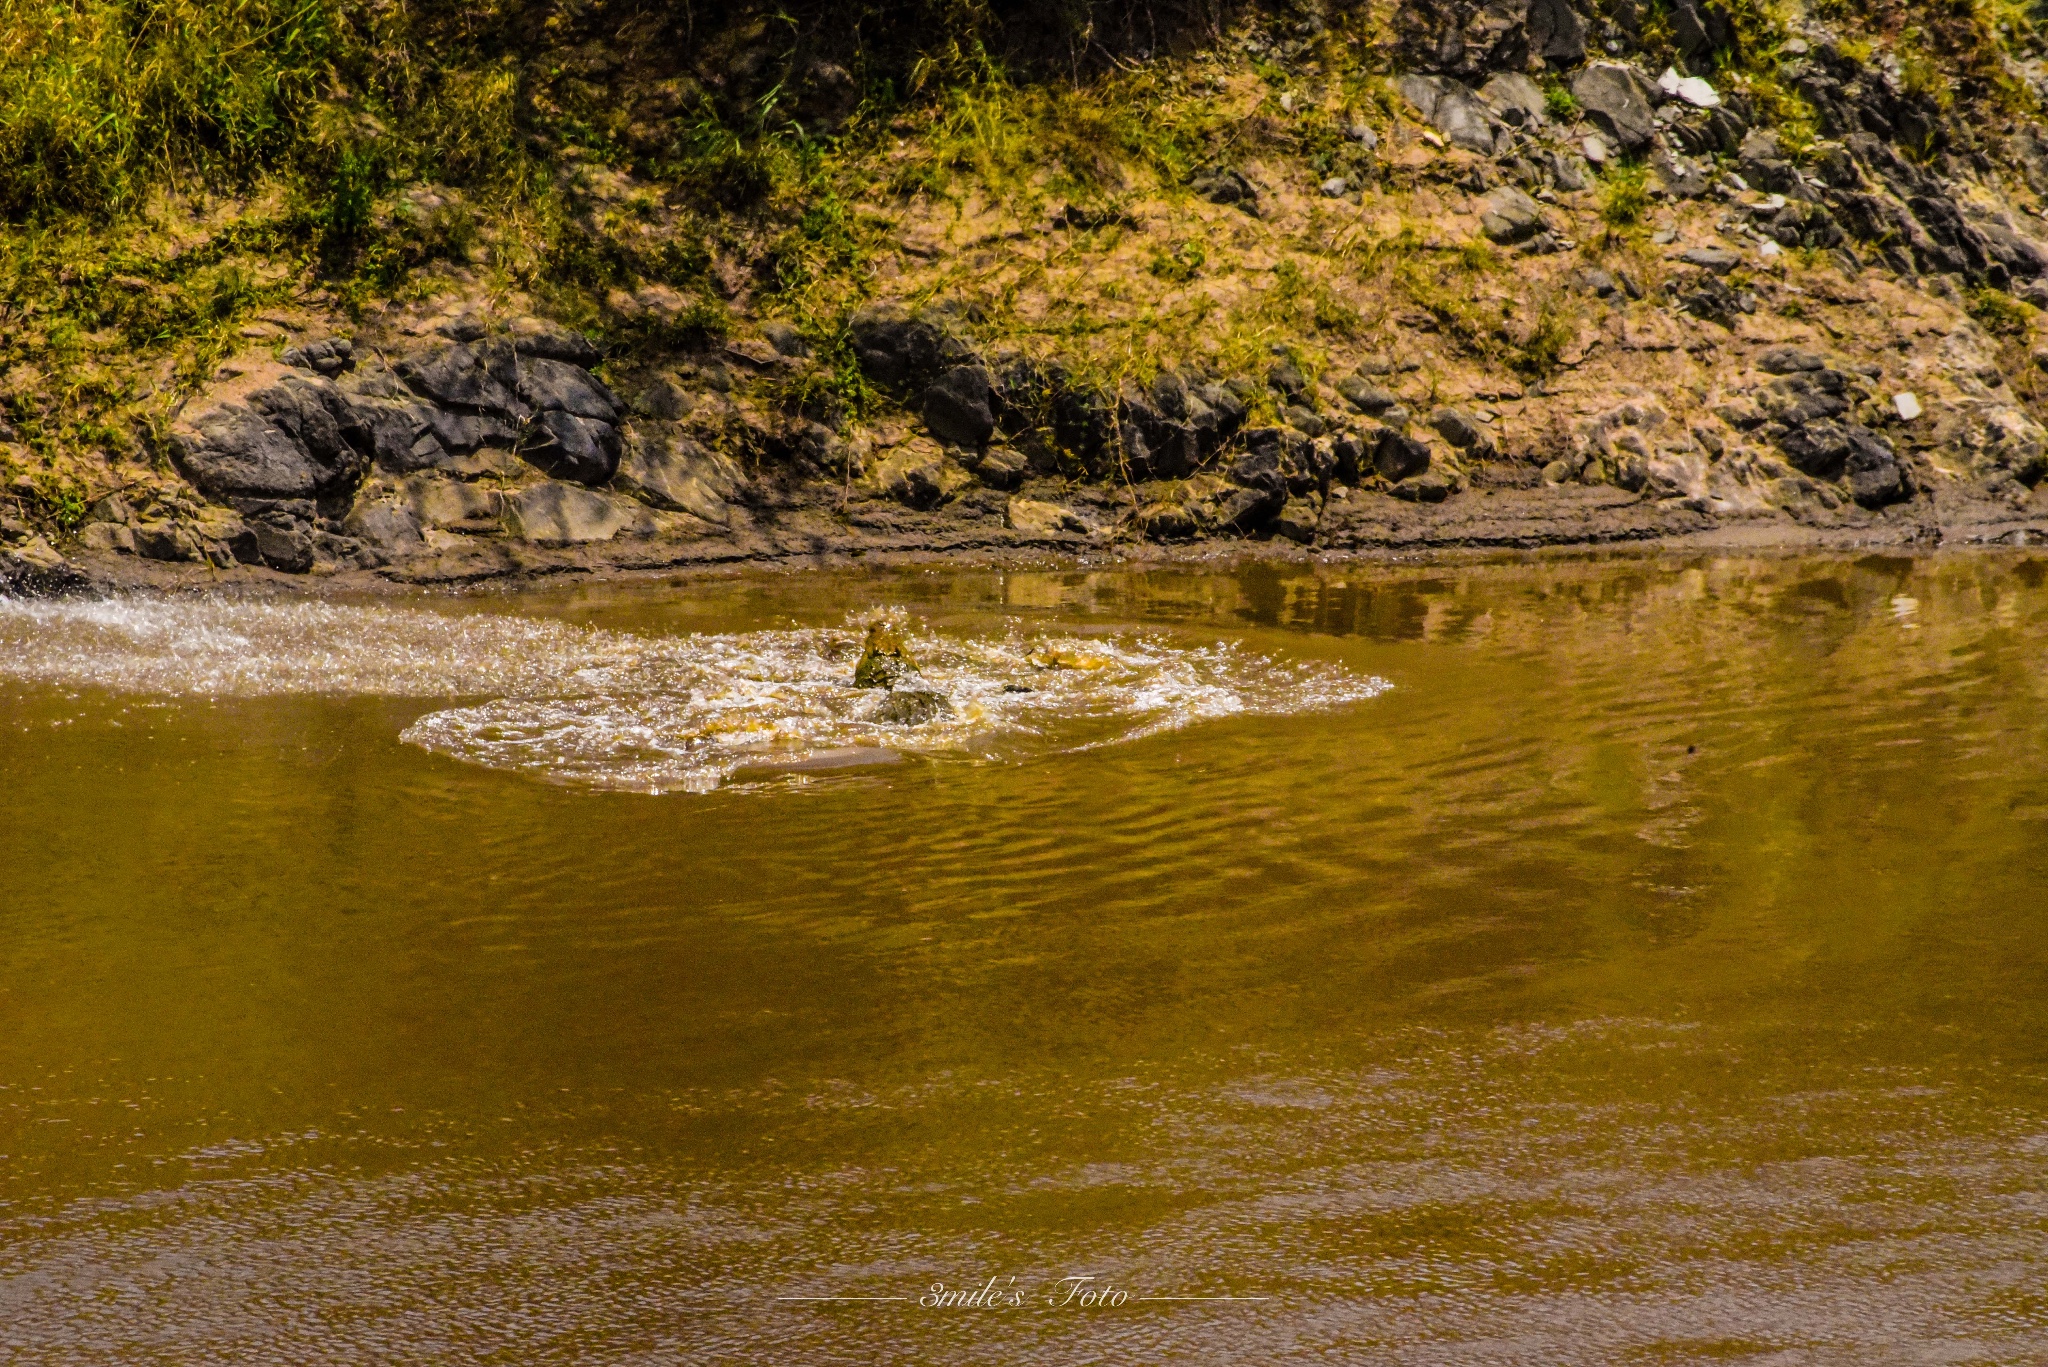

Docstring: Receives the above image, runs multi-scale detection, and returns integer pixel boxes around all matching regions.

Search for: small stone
[1676,77,1721,108]
[1679,246,1741,273]
[1321,177,1349,197]
[1285,406,1327,438]
[1008,498,1088,538]
[1782,37,1809,55]
[1652,229,1676,245]
[1541,459,1573,483]
[78,522,136,554]
[1479,186,1545,244]
[1893,391,1923,420]
[1758,346,1826,374]
[1583,134,1610,164]
[1338,377,1399,413]
[1271,497,1320,543]
[1429,406,1485,449]
[1349,123,1379,148]
[1136,500,1201,540]
[761,321,810,357]
[974,446,1028,489]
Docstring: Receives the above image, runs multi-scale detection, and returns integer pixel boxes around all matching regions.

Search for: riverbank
[12,3,2048,597]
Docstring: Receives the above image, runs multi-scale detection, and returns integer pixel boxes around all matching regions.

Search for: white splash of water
[0,596,1390,792]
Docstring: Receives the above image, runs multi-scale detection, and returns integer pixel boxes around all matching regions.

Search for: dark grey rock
[173,374,371,501]
[397,342,524,418]
[1338,377,1400,413]
[1374,430,1433,482]
[1528,0,1589,63]
[1480,186,1545,244]
[1198,382,1247,429]
[974,446,1028,489]
[280,338,355,377]
[509,321,602,367]
[341,502,425,557]
[1391,470,1455,502]
[1136,500,1200,541]
[347,397,444,474]
[1268,360,1308,398]
[1272,496,1320,544]
[1397,75,1500,156]
[851,305,953,392]
[424,409,521,454]
[1332,432,1371,484]
[1572,63,1658,154]
[1285,406,1327,439]
[1680,247,1742,273]
[1481,73,1548,127]
[762,321,810,357]
[131,521,200,562]
[1430,406,1485,449]
[1190,167,1260,211]
[1776,419,1856,478]
[924,366,997,449]
[251,522,315,573]
[1218,485,1285,531]
[1844,428,1908,507]
[1228,443,1286,494]
[1758,346,1827,374]
[518,411,622,485]
[518,357,619,422]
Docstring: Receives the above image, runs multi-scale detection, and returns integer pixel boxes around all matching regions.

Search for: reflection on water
[4,552,2048,1363]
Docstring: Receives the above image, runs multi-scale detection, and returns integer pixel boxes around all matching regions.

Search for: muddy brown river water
[3,553,2047,1365]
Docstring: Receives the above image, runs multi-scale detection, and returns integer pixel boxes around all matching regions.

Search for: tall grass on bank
[0,0,338,219]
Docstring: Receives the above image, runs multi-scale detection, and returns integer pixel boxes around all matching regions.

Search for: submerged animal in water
[853,622,918,689]
[851,623,952,723]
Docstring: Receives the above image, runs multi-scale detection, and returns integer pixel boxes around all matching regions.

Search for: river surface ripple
[2,554,2046,1364]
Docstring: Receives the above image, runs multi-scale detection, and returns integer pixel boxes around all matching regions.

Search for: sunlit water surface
[3,554,2047,1364]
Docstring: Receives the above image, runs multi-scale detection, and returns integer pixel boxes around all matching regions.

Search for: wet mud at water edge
[2,554,2048,1365]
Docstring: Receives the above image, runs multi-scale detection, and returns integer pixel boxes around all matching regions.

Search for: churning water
[0,595,1389,791]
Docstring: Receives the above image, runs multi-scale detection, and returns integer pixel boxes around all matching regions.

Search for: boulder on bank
[874,442,965,508]
[1008,497,1089,538]
[504,482,656,544]
[851,305,959,392]
[172,369,373,501]
[1572,63,1658,154]
[614,435,744,525]
[1397,75,1500,155]
[518,410,622,486]
[173,326,620,508]
[924,366,997,449]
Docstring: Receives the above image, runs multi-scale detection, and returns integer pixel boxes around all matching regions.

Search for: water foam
[0,595,1390,792]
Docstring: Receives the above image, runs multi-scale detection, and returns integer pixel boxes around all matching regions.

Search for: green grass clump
[1542,83,1580,120]
[1148,240,1207,283]
[1598,162,1651,230]
[1966,286,2032,337]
